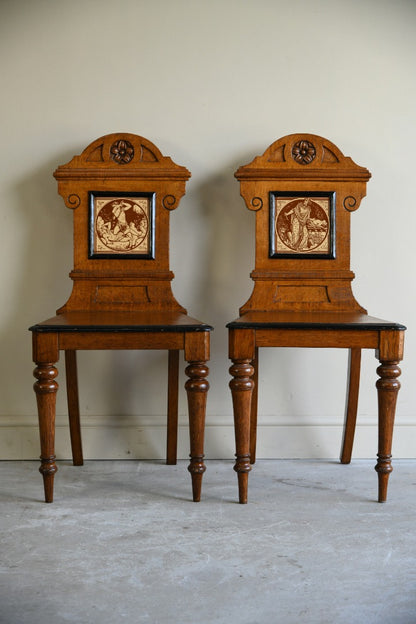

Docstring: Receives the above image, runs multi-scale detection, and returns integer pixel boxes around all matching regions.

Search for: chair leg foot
[234,462,250,504]
[188,465,205,502]
[375,456,392,503]
[39,457,57,503]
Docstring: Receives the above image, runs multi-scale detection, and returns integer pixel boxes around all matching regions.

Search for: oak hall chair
[227,133,405,504]
[30,133,212,503]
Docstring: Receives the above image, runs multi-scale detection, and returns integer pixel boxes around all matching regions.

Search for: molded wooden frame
[269,190,335,259]
[88,191,155,260]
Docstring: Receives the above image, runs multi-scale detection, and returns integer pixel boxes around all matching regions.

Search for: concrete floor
[0,459,415,624]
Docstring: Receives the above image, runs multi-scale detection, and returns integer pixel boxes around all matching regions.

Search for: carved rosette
[110,139,134,164]
[292,140,316,165]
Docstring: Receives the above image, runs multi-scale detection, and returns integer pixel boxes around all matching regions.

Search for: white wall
[1,0,415,461]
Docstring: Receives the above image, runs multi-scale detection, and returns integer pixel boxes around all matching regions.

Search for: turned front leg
[375,360,401,502]
[229,359,254,504]
[185,361,209,502]
[33,363,59,503]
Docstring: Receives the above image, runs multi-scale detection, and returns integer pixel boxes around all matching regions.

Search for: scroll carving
[343,196,357,211]
[110,139,135,164]
[250,197,263,211]
[292,140,316,165]
[163,194,177,210]
[66,194,81,209]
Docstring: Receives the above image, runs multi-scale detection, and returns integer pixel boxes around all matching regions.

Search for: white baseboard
[1,414,415,460]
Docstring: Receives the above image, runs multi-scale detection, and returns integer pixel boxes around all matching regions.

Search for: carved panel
[273,286,330,304]
[140,144,158,162]
[94,285,150,305]
[322,146,339,163]
[268,144,286,162]
[86,144,104,162]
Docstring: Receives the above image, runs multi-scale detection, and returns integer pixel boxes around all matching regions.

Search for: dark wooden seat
[227,134,405,504]
[30,133,212,503]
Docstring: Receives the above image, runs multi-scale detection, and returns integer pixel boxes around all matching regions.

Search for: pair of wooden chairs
[30,133,405,504]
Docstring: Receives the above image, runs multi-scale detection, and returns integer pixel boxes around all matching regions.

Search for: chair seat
[30,311,213,333]
[227,311,405,331]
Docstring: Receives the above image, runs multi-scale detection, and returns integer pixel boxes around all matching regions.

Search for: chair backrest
[54,133,190,313]
[235,133,371,314]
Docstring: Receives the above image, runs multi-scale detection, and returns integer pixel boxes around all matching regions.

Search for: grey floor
[1,459,415,624]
